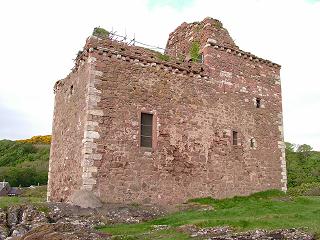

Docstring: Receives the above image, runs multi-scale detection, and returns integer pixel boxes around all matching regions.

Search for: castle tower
[47,18,286,205]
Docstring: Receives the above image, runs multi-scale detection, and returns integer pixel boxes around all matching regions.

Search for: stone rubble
[0,203,165,240]
[0,204,315,239]
[208,229,315,240]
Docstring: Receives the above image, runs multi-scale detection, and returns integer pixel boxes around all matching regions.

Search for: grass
[0,185,47,209]
[156,52,171,62]
[0,196,45,209]
[99,190,320,239]
[189,41,201,62]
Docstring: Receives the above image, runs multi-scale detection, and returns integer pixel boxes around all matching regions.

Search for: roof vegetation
[92,27,109,38]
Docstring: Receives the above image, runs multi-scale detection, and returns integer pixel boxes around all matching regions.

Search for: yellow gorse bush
[16,135,52,144]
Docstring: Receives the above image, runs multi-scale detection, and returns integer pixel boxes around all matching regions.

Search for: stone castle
[47,17,287,205]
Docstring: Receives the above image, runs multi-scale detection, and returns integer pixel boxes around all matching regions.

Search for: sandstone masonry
[48,17,287,205]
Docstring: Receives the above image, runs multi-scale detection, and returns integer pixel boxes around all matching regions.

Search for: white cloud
[0,0,319,149]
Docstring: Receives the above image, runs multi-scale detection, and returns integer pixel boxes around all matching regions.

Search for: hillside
[0,139,50,186]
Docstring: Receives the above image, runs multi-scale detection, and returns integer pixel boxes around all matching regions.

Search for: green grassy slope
[99,190,320,239]
[0,140,50,186]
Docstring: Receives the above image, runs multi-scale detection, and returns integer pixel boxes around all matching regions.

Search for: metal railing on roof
[108,30,166,52]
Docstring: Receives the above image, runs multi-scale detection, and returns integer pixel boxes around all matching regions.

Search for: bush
[0,140,50,187]
[92,27,109,38]
[16,135,51,144]
[0,140,50,167]
[286,143,320,187]
[287,182,320,196]
[0,167,48,187]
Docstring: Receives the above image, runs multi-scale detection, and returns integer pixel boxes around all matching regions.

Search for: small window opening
[141,113,153,148]
[70,85,74,95]
[232,131,238,146]
[256,98,261,108]
[199,53,204,63]
[250,138,255,148]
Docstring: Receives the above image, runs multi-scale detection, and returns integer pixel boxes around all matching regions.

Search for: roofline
[206,41,281,68]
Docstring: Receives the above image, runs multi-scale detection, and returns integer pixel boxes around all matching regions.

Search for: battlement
[74,36,207,76]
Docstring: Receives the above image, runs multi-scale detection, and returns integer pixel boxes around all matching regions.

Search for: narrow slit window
[232,131,238,146]
[141,113,153,148]
[250,138,255,148]
[199,53,204,63]
[256,98,261,108]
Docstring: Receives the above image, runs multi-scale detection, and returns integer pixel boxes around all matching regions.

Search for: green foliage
[297,144,313,153]
[286,142,320,187]
[177,53,185,62]
[0,186,47,209]
[212,20,223,29]
[288,182,320,196]
[0,167,48,187]
[156,52,170,61]
[285,142,296,152]
[0,196,45,209]
[0,140,50,186]
[16,135,51,144]
[189,190,285,209]
[189,41,201,62]
[20,185,47,198]
[92,27,109,38]
[0,140,50,167]
[100,192,320,238]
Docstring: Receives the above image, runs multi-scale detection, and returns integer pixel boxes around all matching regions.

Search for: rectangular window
[250,138,255,148]
[232,131,238,146]
[141,113,153,148]
[256,98,261,108]
[199,53,204,63]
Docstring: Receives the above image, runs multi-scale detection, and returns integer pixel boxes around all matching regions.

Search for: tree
[285,142,296,152]
[297,144,313,160]
[297,144,313,153]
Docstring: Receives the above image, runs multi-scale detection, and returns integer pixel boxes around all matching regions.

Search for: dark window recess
[256,98,261,108]
[70,85,74,95]
[232,131,238,146]
[250,138,255,148]
[199,53,204,63]
[141,113,153,148]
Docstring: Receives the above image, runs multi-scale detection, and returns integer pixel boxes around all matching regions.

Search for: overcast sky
[0,0,319,150]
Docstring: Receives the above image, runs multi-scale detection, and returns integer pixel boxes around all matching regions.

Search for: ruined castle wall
[48,17,286,204]
[47,62,91,202]
[80,42,285,205]
[165,17,238,59]
[202,44,286,192]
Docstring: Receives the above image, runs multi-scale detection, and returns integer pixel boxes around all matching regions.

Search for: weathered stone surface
[0,202,166,239]
[67,190,102,209]
[48,17,286,205]
[19,223,110,240]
